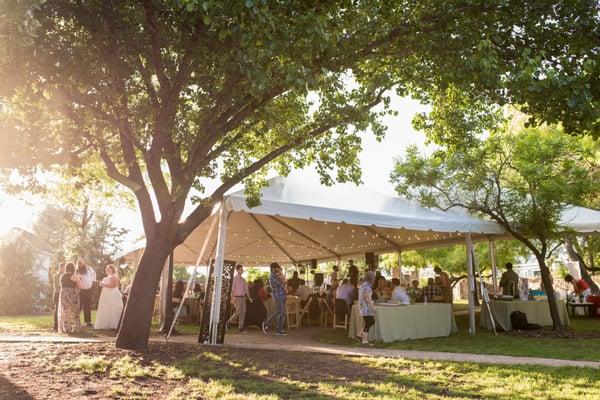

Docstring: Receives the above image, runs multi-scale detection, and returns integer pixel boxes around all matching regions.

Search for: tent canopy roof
[119,174,600,266]
[171,174,506,266]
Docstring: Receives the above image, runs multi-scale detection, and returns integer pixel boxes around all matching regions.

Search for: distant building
[0,228,54,283]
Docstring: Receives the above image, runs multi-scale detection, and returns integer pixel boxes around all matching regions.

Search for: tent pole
[167,214,219,341]
[489,239,498,295]
[158,258,170,326]
[208,204,229,344]
[395,250,402,279]
[466,232,476,335]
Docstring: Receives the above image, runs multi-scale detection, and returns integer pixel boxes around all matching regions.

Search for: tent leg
[489,239,498,295]
[208,204,229,344]
[158,258,170,327]
[466,233,476,335]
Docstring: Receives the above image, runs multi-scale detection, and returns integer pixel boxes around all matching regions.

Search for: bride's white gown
[94,277,124,330]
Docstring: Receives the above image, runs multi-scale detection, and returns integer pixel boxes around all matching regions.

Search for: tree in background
[0,242,43,315]
[399,240,529,288]
[392,124,599,331]
[1,1,598,348]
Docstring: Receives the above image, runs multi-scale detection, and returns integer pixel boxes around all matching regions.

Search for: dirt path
[3,328,599,369]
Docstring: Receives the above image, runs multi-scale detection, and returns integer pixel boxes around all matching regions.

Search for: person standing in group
[499,262,520,297]
[262,262,287,336]
[348,260,359,287]
[94,265,123,330]
[52,262,66,332]
[58,262,82,333]
[77,259,96,327]
[358,271,376,345]
[434,266,452,303]
[227,264,251,332]
[330,265,340,291]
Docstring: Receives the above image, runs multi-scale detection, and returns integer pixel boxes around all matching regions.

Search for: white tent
[121,173,600,343]
[559,206,600,234]
[175,173,508,343]
[172,174,506,267]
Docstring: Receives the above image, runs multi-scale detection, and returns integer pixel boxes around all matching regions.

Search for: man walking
[262,262,287,336]
[227,264,250,332]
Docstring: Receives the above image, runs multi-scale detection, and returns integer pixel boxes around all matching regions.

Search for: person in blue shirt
[262,262,288,336]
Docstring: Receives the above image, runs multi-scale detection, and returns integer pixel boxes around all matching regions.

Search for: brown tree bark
[116,235,172,350]
[536,255,565,333]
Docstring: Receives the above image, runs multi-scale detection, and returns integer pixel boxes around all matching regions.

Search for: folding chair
[333,299,349,330]
[286,296,301,329]
[298,297,313,327]
[319,298,334,328]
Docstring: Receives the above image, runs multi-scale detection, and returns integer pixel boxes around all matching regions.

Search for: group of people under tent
[332,262,454,307]
[223,259,456,342]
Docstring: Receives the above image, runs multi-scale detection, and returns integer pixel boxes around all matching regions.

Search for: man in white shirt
[227,264,250,332]
[335,279,354,306]
[77,259,97,327]
[390,278,411,305]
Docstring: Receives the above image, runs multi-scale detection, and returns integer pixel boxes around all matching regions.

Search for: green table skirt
[349,303,458,343]
[479,299,570,331]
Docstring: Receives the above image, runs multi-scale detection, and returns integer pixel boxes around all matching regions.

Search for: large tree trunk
[564,238,600,293]
[116,237,172,350]
[536,255,565,333]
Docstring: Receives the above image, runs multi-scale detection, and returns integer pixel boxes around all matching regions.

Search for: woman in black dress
[245,278,267,329]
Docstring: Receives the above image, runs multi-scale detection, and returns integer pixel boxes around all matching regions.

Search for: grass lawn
[1,341,598,400]
[0,312,200,336]
[315,312,600,362]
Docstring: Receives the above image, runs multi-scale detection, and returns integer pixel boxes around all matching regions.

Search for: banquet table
[479,299,570,331]
[349,303,458,342]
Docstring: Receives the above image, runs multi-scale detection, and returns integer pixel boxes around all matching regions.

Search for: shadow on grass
[0,376,35,400]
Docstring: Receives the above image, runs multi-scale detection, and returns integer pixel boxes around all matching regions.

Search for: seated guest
[296,279,311,304]
[193,283,204,298]
[423,278,443,302]
[325,284,334,305]
[565,274,591,297]
[390,278,411,304]
[407,280,423,303]
[287,271,300,292]
[173,280,189,316]
[373,276,389,303]
[336,279,354,306]
[255,278,269,301]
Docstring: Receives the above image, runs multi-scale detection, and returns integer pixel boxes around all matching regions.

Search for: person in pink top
[227,264,251,332]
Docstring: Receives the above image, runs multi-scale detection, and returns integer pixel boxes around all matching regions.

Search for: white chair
[298,297,313,327]
[333,299,349,330]
[320,299,334,328]
[286,296,301,329]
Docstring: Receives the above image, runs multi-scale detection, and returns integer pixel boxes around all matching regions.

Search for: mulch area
[0,341,384,400]
[506,328,600,339]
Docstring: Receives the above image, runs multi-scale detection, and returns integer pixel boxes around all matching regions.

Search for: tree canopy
[391,122,599,329]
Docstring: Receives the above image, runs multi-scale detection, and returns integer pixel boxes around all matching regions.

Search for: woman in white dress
[94,265,123,330]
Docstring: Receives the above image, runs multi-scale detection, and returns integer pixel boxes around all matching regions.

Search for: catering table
[479,299,570,331]
[349,303,458,343]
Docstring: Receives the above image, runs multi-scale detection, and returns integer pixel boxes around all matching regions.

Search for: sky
[0,95,431,244]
